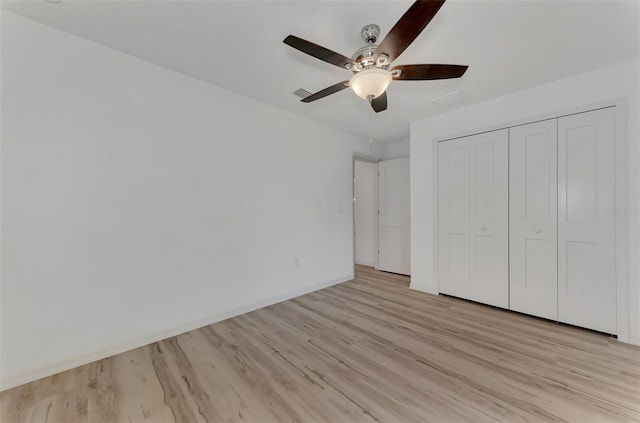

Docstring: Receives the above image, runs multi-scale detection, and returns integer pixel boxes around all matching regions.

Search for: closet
[437,107,617,334]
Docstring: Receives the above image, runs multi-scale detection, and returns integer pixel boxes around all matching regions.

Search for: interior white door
[509,119,558,320]
[438,130,509,308]
[558,107,617,334]
[438,138,470,299]
[354,160,378,267]
[378,157,410,275]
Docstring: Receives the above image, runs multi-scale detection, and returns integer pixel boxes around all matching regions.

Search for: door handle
[480,225,487,231]
[534,227,542,233]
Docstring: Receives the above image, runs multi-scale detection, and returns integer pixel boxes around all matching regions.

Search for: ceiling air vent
[293,88,311,99]
[431,90,470,107]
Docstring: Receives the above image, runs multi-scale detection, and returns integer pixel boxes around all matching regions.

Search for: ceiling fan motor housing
[351,44,379,68]
[351,24,392,70]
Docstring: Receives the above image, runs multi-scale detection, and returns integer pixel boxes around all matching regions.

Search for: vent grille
[293,88,311,99]
[431,90,470,107]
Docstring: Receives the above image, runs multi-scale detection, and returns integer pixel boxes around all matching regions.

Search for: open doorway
[353,153,411,278]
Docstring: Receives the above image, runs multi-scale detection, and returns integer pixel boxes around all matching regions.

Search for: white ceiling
[2,0,639,143]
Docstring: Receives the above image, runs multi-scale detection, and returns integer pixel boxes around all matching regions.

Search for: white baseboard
[629,336,640,346]
[1,274,353,391]
[410,283,438,295]
[355,260,374,267]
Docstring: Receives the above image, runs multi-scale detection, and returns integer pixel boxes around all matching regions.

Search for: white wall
[354,160,377,266]
[0,11,375,389]
[380,139,410,160]
[410,58,640,344]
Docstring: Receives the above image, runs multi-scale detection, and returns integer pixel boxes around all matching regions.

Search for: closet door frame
[432,98,630,343]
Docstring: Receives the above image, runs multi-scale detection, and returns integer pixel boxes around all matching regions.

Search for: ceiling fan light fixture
[349,68,392,100]
[283,0,467,113]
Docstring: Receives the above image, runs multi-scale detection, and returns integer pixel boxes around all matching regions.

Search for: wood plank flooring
[2,265,639,422]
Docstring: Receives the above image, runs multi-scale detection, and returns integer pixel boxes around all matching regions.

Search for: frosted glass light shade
[349,68,392,99]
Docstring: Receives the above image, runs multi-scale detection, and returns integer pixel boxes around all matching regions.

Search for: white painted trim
[432,138,440,294]
[374,164,379,271]
[0,274,353,391]
[431,101,624,143]
[409,283,438,295]
[355,260,375,267]
[614,98,630,343]
[426,98,630,341]
[630,336,640,347]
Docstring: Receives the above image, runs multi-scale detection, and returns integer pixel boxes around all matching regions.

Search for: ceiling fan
[283,0,468,113]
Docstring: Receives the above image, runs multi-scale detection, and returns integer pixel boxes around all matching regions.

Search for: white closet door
[439,130,508,307]
[468,130,509,307]
[509,119,558,320]
[558,107,616,334]
[438,138,470,298]
[378,157,410,275]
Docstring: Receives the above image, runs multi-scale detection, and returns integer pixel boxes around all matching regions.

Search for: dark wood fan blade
[371,92,388,113]
[301,81,350,103]
[284,35,355,70]
[391,64,468,80]
[374,0,446,64]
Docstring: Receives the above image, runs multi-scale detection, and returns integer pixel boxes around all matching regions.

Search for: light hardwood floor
[2,265,639,422]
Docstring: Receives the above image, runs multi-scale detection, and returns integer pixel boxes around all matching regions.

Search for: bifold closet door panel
[558,107,616,334]
[509,119,558,320]
[467,130,509,308]
[438,138,470,299]
[438,130,509,307]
